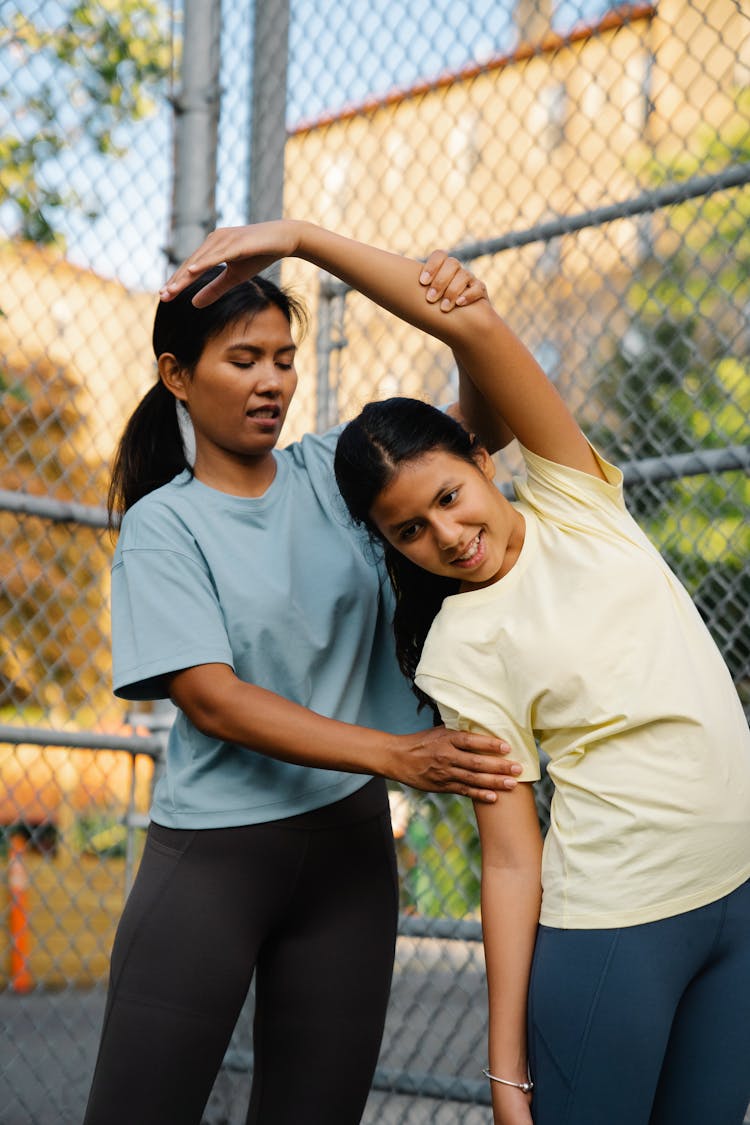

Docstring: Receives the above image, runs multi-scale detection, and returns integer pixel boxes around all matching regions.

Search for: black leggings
[83,779,398,1125]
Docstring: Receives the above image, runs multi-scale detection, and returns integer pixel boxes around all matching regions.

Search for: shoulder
[512,440,626,522]
[116,473,200,556]
[278,423,350,517]
[280,423,345,472]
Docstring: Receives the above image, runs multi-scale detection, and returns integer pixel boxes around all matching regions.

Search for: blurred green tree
[0,0,170,244]
[590,91,750,698]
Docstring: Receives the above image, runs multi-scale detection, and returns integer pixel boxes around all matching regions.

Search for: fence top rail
[0,489,109,528]
[0,722,163,758]
[322,162,750,298]
[1,448,748,528]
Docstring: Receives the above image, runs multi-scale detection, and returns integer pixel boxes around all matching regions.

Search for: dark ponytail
[107,380,188,526]
[334,397,482,717]
[108,265,306,529]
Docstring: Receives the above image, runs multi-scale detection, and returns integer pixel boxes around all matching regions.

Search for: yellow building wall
[282,0,749,442]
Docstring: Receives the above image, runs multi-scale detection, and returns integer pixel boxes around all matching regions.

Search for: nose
[254,360,283,394]
[433,514,461,551]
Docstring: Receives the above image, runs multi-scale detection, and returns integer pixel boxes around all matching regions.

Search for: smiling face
[369,448,525,589]
[159,304,298,488]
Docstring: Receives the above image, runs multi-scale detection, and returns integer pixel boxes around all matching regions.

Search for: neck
[193,447,278,498]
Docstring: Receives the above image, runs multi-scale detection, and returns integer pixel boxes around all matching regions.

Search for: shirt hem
[539,863,750,929]
[150,773,373,828]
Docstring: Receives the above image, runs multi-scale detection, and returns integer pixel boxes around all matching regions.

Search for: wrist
[290,219,323,263]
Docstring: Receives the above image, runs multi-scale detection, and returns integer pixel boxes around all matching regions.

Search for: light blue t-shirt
[111,426,423,828]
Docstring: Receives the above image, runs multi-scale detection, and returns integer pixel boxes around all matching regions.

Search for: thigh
[650,879,750,1125]
[528,922,689,1125]
[247,804,399,1125]
[84,822,298,1125]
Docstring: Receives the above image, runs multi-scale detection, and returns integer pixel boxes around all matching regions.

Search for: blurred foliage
[73,811,127,858]
[0,0,170,244]
[403,795,481,918]
[0,351,111,709]
[591,93,750,695]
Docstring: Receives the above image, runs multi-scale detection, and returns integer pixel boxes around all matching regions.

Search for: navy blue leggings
[83,778,398,1125]
[528,878,750,1125]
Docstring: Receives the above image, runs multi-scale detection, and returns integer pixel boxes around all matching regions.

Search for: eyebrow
[388,479,456,533]
[225,342,297,356]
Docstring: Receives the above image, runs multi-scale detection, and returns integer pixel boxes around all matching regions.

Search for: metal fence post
[167,0,223,265]
[247,0,290,226]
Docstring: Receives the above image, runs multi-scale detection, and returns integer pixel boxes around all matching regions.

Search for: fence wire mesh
[0,1,748,1123]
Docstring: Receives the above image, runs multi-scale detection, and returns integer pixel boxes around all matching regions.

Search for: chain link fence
[1,1,749,1122]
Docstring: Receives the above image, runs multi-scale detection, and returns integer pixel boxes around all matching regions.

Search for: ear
[475,445,496,481]
[158,353,189,403]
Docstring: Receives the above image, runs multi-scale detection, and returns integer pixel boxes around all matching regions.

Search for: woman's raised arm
[161,220,603,475]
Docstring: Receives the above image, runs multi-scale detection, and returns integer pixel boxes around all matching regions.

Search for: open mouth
[246,405,281,420]
[452,531,483,566]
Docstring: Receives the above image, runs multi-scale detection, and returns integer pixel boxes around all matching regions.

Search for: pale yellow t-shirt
[416,444,750,928]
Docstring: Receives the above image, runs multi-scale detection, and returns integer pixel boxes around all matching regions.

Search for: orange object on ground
[8,833,33,993]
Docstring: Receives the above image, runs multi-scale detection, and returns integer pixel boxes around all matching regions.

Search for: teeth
[457,534,480,561]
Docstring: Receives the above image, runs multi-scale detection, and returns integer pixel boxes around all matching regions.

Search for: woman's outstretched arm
[161,219,603,476]
[168,662,522,803]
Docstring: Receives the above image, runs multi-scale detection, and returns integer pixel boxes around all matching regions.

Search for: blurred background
[0,1,748,1121]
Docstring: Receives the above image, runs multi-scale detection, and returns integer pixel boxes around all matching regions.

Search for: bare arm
[168,662,522,802]
[475,784,543,1125]
[416,252,514,454]
[161,220,603,476]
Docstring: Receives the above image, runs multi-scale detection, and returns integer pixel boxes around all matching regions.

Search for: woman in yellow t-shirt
[163,221,750,1125]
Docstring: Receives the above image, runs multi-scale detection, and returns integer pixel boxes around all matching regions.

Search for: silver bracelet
[482,1067,534,1093]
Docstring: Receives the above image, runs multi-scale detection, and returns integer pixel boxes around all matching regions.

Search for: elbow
[442,298,498,348]
[183,696,228,740]
[168,667,239,741]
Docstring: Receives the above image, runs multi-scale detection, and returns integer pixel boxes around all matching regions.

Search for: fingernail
[440,298,452,311]
[426,288,437,301]
[456,294,466,305]
[511,764,522,775]
[504,778,518,789]
[159,288,170,300]
[419,270,431,284]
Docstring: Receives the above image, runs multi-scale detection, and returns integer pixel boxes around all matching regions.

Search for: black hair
[334,397,483,716]
[107,266,307,528]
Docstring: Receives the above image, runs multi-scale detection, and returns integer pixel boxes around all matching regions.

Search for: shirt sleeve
[415,671,541,782]
[111,545,234,700]
[513,441,626,522]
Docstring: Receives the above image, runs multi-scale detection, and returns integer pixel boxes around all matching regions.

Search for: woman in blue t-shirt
[83,245,521,1124]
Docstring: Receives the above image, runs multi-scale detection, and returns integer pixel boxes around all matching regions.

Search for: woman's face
[369,448,522,588]
[167,305,298,464]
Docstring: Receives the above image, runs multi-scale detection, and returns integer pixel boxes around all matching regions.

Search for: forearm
[455,360,515,452]
[172,665,396,776]
[167,663,521,801]
[292,220,463,340]
[482,863,542,1076]
[475,786,543,1080]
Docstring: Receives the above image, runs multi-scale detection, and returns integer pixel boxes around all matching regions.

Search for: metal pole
[248,0,290,225]
[167,0,223,265]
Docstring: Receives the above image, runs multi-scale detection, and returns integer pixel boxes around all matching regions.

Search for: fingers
[159,223,292,305]
[419,251,487,311]
[159,229,231,301]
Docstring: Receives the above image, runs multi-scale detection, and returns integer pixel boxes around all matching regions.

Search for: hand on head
[160,221,301,307]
